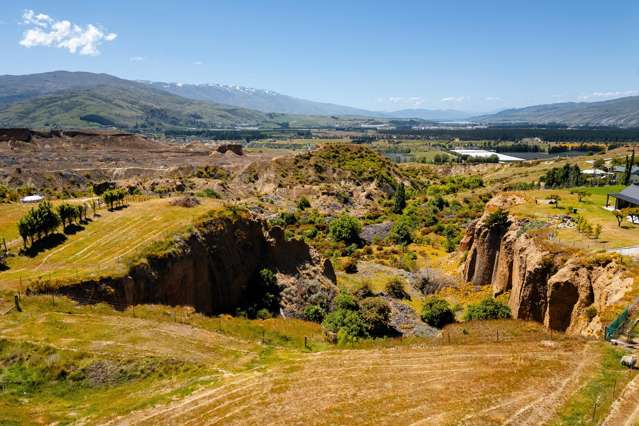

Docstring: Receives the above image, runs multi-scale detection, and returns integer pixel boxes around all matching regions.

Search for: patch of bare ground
[109,337,591,425]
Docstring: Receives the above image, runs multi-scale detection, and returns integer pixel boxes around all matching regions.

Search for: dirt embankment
[48,213,337,317]
[462,195,634,337]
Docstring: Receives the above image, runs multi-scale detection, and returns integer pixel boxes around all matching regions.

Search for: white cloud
[484,96,502,102]
[130,56,145,62]
[440,96,467,103]
[193,61,204,65]
[378,96,425,107]
[19,9,117,56]
[578,90,639,101]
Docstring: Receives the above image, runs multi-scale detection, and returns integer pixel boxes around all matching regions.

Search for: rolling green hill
[0,83,294,130]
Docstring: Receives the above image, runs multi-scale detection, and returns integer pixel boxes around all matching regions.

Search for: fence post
[14,293,22,312]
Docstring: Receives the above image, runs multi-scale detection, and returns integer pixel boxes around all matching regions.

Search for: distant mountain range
[144,81,473,121]
[1,71,638,129]
[144,81,375,117]
[474,97,639,128]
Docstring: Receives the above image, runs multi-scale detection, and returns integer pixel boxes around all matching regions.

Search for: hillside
[475,96,639,128]
[0,83,293,130]
[145,81,375,116]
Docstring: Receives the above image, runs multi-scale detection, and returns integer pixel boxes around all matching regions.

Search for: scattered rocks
[169,196,201,208]
[360,222,393,244]
[386,298,439,338]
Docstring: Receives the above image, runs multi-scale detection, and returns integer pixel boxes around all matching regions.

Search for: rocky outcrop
[52,212,337,317]
[216,144,243,155]
[0,128,32,142]
[462,196,634,337]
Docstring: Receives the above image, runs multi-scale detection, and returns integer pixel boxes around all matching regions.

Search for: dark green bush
[297,197,311,210]
[464,298,511,321]
[359,297,392,336]
[322,309,369,342]
[328,215,361,244]
[389,218,413,245]
[484,208,509,229]
[304,305,326,323]
[333,291,359,311]
[421,296,455,328]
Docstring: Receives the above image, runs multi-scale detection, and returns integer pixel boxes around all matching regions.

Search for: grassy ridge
[0,198,222,291]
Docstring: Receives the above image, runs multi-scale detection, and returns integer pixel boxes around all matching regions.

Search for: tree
[57,203,76,228]
[16,201,61,249]
[593,158,606,170]
[549,194,561,208]
[328,215,361,244]
[593,224,602,239]
[102,188,127,210]
[421,296,455,328]
[623,154,632,185]
[393,182,406,214]
[570,189,589,203]
[614,210,625,227]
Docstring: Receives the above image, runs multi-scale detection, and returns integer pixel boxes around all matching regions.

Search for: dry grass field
[5,295,633,425]
[0,197,221,291]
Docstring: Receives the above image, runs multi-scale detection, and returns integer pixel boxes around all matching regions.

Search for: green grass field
[0,198,221,292]
[509,185,639,249]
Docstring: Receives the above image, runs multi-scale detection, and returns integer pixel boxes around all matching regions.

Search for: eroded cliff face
[462,196,633,337]
[55,213,337,318]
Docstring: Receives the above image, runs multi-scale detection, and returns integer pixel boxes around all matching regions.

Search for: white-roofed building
[21,195,44,203]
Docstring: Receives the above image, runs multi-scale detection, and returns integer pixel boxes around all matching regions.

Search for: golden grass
[118,321,590,425]
[0,198,221,291]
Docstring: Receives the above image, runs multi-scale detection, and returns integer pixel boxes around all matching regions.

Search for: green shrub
[256,308,272,320]
[197,188,220,199]
[421,296,455,328]
[280,212,297,225]
[464,298,511,321]
[322,309,369,342]
[333,291,359,311]
[304,226,318,239]
[385,278,409,299]
[359,297,392,336]
[484,208,509,229]
[297,197,311,210]
[389,218,413,245]
[328,215,361,244]
[585,305,597,321]
[303,305,325,323]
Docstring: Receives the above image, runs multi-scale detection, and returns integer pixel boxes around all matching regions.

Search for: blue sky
[1,0,638,112]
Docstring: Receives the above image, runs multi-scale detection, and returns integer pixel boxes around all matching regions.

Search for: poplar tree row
[102,188,128,210]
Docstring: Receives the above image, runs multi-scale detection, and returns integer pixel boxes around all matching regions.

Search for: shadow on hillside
[64,224,85,235]
[107,205,129,212]
[22,233,67,257]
